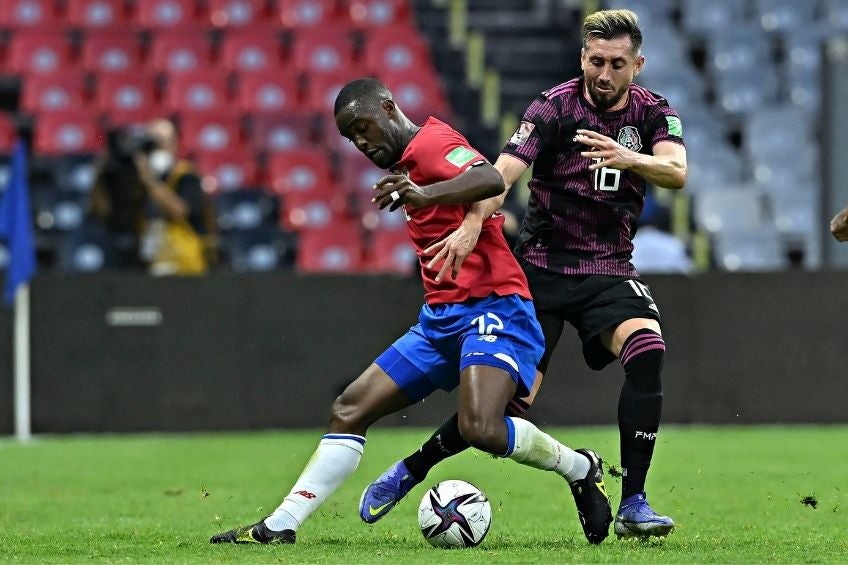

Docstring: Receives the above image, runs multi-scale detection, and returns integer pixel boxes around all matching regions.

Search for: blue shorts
[375,294,545,403]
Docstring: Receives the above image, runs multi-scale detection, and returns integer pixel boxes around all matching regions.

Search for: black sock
[403,414,469,482]
[617,329,665,500]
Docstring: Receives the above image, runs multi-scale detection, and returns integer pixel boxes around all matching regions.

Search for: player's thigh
[329,363,413,433]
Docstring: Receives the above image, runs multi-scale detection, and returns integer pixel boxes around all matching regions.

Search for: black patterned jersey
[502,76,684,276]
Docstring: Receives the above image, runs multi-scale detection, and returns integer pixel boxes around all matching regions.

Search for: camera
[106,126,158,163]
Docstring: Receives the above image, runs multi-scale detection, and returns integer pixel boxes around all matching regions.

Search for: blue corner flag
[0,139,36,306]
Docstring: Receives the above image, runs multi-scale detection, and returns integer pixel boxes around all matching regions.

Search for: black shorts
[521,259,662,372]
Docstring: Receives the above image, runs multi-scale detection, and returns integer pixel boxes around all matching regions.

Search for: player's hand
[830,206,848,241]
[423,219,482,282]
[576,129,640,171]
[372,175,429,211]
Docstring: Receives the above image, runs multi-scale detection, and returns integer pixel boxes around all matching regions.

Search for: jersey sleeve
[501,93,559,165]
[647,102,685,149]
[413,126,488,182]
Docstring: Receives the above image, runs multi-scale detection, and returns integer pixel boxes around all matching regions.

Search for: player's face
[581,36,644,110]
[335,101,403,169]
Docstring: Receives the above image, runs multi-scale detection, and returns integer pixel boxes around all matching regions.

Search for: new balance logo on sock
[294,490,316,499]
[634,431,657,440]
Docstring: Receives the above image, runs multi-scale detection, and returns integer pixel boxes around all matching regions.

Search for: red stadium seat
[349,0,412,28]
[362,25,432,74]
[21,71,87,114]
[149,32,213,74]
[296,222,364,273]
[220,31,284,74]
[195,149,259,194]
[67,0,130,29]
[0,113,18,154]
[165,71,230,113]
[304,68,367,114]
[208,0,269,28]
[81,32,142,74]
[0,0,60,29]
[368,230,416,275]
[291,26,356,75]
[179,112,242,154]
[382,70,451,124]
[339,152,384,207]
[249,112,319,153]
[278,0,347,28]
[34,112,103,155]
[267,149,333,196]
[95,72,158,124]
[134,0,204,30]
[236,74,300,114]
[8,31,73,75]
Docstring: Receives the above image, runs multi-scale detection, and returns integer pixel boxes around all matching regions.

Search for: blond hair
[582,9,642,55]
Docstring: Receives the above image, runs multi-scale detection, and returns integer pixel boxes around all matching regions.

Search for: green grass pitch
[1,425,846,563]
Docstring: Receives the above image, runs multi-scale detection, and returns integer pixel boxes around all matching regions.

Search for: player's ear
[580,47,586,70]
[382,99,396,116]
[633,54,645,76]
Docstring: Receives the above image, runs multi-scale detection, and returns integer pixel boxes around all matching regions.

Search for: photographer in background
[89,118,214,275]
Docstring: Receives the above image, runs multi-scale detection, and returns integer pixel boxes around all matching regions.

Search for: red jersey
[393,117,531,305]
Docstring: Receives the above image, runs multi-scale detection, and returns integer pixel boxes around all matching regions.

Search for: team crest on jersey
[509,121,535,146]
[617,126,642,152]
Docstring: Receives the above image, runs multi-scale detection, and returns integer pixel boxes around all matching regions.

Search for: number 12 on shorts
[471,313,504,335]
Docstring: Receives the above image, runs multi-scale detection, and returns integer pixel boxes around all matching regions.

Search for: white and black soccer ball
[418,479,492,548]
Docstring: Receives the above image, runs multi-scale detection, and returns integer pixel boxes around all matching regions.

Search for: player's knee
[457,412,503,454]
[328,391,368,434]
[620,330,665,395]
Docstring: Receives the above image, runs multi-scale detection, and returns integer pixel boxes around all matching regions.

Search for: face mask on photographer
[149,149,174,177]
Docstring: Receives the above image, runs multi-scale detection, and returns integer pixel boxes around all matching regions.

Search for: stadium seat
[755,0,815,33]
[179,112,242,154]
[382,71,451,124]
[215,189,278,231]
[39,154,98,193]
[236,73,301,114]
[134,0,205,29]
[768,190,817,237]
[21,71,88,114]
[8,31,73,75]
[34,111,103,155]
[290,26,356,75]
[0,113,17,154]
[296,222,364,273]
[165,71,230,113]
[712,229,788,272]
[368,229,416,275]
[223,226,295,272]
[694,186,766,234]
[220,31,284,74]
[208,0,269,28]
[743,105,812,163]
[685,143,745,194]
[681,0,750,36]
[349,0,413,28]
[96,72,160,126]
[195,149,259,194]
[248,112,320,153]
[57,225,117,272]
[362,25,432,74]
[823,0,848,30]
[0,0,60,29]
[278,0,347,28]
[714,66,778,115]
[32,189,88,232]
[707,26,771,74]
[81,32,142,74]
[280,191,345,231]
[67,0,130,29]
[267,149,333,196]
[149,32,213,74]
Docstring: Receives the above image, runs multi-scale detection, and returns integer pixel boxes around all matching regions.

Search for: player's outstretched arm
[576,129,687,190]
[830,205,848,241]
[372,162,504,211]
[424,155,529,282]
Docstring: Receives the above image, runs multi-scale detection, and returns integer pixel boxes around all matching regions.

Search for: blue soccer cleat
[614,492,675,539]
[359,460,420,523]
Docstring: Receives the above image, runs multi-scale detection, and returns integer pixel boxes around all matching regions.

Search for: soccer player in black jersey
[358,9,687,541]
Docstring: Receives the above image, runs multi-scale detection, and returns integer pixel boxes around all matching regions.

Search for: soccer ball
[418,479,492,548]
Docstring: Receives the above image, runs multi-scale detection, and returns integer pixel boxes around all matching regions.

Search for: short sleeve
[501,94,560,165]
[408,126,488,183]
[647,102,684,149]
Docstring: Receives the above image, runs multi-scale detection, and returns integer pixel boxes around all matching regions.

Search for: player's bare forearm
[630,152,687,190]
[423,163,505,206]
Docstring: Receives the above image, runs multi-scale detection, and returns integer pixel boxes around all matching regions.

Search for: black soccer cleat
[568,448,613,544]
[210,519,296,544]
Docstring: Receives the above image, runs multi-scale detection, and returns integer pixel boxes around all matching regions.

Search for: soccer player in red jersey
[210,78,612,545]
[363,9,687,540]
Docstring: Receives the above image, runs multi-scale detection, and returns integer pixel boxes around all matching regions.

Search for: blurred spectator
[89,119,214,275]
[632,191,692,274]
